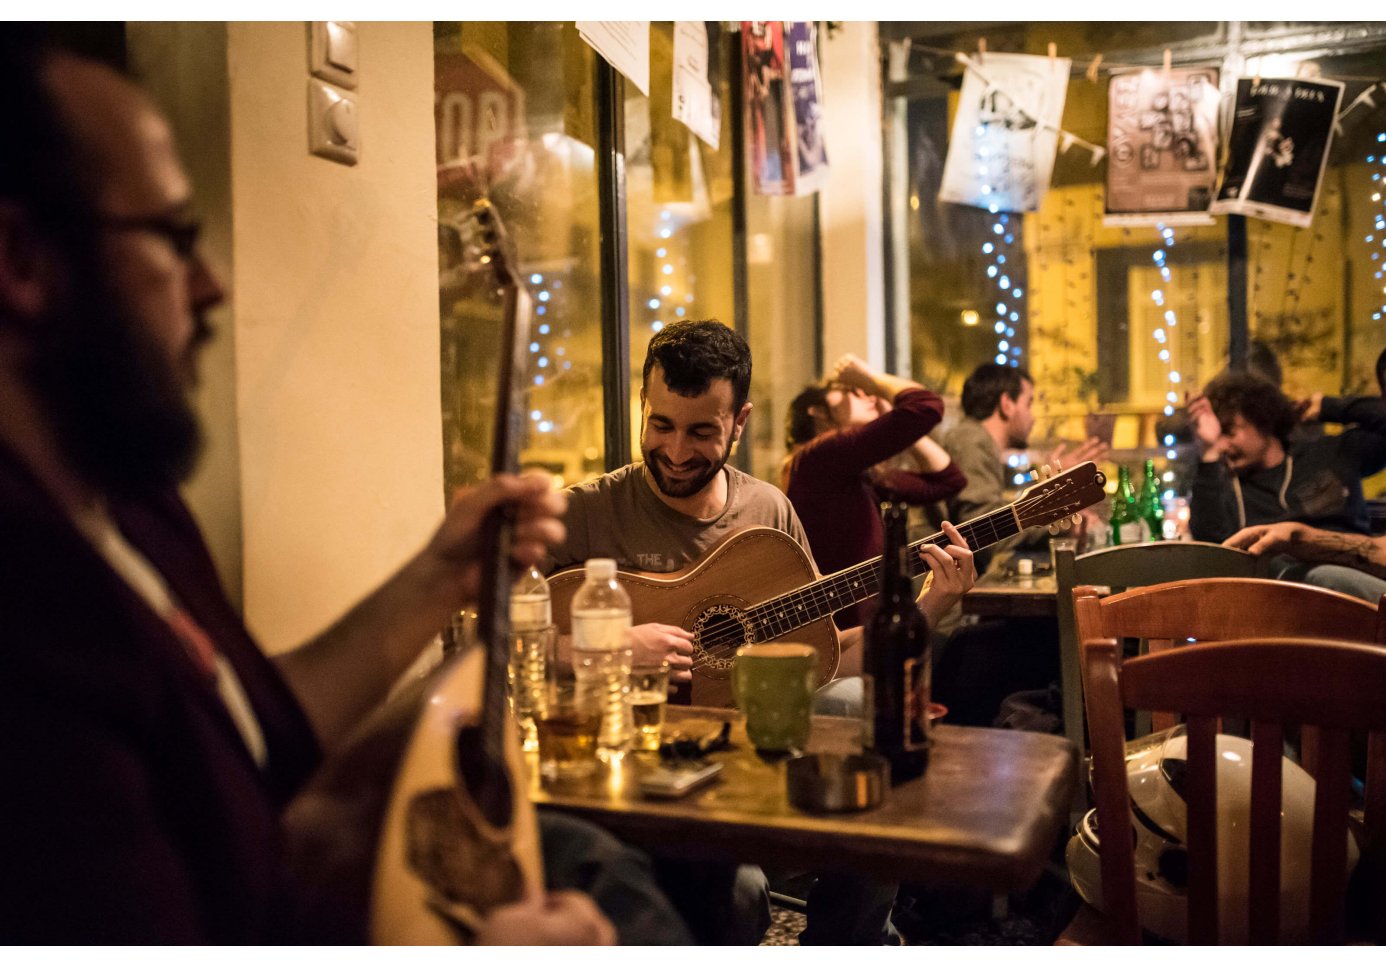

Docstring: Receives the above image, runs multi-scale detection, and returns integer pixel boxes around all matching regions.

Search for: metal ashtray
[786,751,889,813]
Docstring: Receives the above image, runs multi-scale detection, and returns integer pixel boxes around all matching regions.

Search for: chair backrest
[1073,577,1386,649]
[1082,636,1386,944]
[1074,577,1386,740]
[1053,542,1267,762]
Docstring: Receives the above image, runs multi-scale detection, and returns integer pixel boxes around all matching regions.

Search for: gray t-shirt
[546,462,812,574]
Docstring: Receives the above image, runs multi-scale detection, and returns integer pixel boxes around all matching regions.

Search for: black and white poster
[1105,67,1220,224]
[939,52,1070,213]
[1210,76,1345,228]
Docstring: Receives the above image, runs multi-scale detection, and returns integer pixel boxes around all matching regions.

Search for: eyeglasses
[99,214,203,260]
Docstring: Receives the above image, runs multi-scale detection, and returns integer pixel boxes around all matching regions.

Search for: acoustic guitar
[549,462,1108,707]
[283,199,541,943]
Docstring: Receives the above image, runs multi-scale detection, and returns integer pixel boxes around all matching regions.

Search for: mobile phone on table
[639,761,724,798]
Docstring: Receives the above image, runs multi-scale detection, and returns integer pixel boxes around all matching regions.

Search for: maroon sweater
[0,446,322,942]
[782,387,966,628]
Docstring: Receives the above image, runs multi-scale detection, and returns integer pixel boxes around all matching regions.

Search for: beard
[642,437,732,499]
[24,265,207,499]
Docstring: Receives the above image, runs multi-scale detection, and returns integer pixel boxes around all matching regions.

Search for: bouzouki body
[283,199,542,943]
[549,461,1108,708]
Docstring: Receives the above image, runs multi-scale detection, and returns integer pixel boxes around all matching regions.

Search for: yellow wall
[225,23,443,652]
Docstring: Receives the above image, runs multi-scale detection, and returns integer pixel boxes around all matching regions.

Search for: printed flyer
[742,21,794,195]
[1210,76,1345,228]
[939,51,1070,213]
[786,21,829,194]
[1105,67,1220,224]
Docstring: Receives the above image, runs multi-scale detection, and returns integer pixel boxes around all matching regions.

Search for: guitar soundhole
[454,725,514,830]
[692,605,754,674]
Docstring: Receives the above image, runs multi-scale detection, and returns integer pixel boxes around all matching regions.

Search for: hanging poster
[786,21,829,195]
[1105,67,1220,225]
[939,51,1070,213]
[673,22,721,150]
[577,21,650,96]
[742,21,794,195]
[1210,76,1345,228]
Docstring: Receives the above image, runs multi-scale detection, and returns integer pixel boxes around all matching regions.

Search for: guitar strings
[691,478,1091,665]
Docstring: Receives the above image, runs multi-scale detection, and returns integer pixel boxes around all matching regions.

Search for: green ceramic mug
[731,643,817,755]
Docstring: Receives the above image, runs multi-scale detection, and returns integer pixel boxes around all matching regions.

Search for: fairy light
[523,270,569,434]
[1369,133,1385,324]
[1151,223,1181,460]
[983,214,1025,367]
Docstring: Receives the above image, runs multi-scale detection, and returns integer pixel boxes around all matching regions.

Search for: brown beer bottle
[865,501,929,783]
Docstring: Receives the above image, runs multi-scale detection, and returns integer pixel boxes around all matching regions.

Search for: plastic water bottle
[509,566,552,752]
[570,558,633,760]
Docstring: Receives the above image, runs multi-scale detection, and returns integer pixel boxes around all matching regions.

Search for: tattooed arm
[1224,521,1386,580]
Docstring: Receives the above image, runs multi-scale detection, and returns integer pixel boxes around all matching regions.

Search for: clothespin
[977,37,986,68]
[1086,53,1103,85]
[1162,48,1172,81]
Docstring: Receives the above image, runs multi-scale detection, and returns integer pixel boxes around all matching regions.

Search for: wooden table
[531,707,1077,891]
[962,552,1059,619]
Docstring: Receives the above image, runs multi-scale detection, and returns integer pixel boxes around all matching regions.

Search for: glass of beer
[536,675,600,780]
[627,660,670,752]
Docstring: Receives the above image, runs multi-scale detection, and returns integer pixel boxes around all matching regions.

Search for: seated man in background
[943,362,1106,575]
[782,352,966,629]
[1187,371,1386,545]
[1298,345,1386,434]
[933,362,1105,730]
[0,32,679,945]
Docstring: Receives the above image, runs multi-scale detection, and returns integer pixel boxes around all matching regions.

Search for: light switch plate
[308,79,358,165]
[309,21,357,90]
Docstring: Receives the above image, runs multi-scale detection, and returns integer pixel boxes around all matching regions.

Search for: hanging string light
[524,270,569,435]
[983,212,1025,369]
[1369,132,1386,328]
[1148,222,1185,506]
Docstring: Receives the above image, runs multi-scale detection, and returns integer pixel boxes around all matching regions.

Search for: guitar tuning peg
[1048,521,1061,535]
[1071,513,1082,529]
[1040,464,1054,479]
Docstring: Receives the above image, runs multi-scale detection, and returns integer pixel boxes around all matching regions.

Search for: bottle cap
[584,558,617,580]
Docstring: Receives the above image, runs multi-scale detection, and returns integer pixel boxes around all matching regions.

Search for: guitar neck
[747,504,1021,641]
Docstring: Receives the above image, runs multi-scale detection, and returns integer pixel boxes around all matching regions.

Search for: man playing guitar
[544,319,976,945]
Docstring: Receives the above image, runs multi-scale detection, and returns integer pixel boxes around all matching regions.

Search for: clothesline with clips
[916,38,1385,166]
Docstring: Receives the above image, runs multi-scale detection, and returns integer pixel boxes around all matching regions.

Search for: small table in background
[961,551,1059,619]
[531,707,1077,891]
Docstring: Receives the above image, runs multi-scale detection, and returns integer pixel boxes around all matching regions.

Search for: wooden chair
[1073,577,1386,751]
[1077,636,1386,943]
[1053,542,1265,762]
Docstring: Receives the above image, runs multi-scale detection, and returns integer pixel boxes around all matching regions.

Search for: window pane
[435,23,605,492]
[625,23,738,458]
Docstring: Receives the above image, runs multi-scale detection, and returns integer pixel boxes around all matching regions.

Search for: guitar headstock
[1014,461,1108,531]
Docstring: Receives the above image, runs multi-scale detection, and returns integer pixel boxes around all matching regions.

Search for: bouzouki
[549,462,1108,707]
[284,200,540,943]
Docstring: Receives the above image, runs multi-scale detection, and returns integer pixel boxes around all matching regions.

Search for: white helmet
[1066,727,1359,944]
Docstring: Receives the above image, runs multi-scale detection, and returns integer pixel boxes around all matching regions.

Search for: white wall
[226,23,443,652]
[819,22,886,370]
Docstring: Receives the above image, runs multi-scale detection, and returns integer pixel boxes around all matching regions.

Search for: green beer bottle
[1139,459,1165,541]
[1108,466,1146,545]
